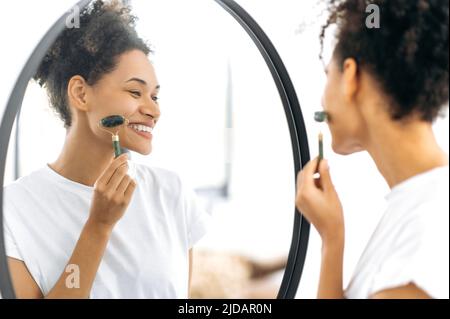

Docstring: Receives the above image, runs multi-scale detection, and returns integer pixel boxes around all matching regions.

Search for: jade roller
[314,111,328,169]
[314,111,328,123]
[98,115,130,158]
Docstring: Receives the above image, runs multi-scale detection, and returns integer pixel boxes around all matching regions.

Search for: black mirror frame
[0,0,310,299]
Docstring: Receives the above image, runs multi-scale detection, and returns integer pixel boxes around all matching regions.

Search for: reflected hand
[295,157,344,242]
[89,153,137,229]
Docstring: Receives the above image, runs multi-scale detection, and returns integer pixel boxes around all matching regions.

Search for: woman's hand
[88,153,137,230]
[295,157,344,243]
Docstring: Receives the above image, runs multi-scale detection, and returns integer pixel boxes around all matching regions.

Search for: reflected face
[322,57,365,155]
[87,49,161,155]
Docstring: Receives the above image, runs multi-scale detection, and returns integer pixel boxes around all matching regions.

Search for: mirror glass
[3,0,296,298]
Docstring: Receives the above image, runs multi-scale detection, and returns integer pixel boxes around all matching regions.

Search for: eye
[129,90,141,98]
[152,96,159,103]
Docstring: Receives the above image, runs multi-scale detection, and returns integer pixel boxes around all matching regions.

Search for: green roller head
[100,115,126,128]
[314,111,328,123]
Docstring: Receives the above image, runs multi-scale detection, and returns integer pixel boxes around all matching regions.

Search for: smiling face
[80,50,161,155]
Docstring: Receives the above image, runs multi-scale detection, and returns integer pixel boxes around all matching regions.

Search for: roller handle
[112,135,122,158]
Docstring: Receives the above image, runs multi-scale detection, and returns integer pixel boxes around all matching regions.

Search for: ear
[67,75,90,112]
[341,58,359,103]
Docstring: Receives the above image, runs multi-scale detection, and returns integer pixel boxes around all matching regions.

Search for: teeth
[129,124,153,133]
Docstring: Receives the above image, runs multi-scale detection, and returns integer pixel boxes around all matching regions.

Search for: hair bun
[30,0,150,128]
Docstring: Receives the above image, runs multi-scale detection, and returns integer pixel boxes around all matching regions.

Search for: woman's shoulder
[132,161,184,190]
[409,166,449,224]
[3,167,48,198]
[373,166,449,258]
[2,168,52,222]
[386,165,449,220]
[384,185,449,261]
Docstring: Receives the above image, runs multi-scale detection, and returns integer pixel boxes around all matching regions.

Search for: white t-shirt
[3,160,210,298]
[346,166,449,299]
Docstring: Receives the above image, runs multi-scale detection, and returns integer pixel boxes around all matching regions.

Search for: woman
[4,0,209,298]
[296,0,449,298]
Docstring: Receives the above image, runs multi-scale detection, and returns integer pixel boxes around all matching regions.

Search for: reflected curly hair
[34,0,151,128]
[320,0,449,122]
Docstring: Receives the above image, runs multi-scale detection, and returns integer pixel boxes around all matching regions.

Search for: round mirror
[0,0,310,299]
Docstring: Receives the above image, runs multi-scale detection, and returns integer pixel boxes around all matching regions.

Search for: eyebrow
[126,77,147,85]
[125,77,160,90]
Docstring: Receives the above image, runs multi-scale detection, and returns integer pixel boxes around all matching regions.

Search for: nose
[140,97,161,123]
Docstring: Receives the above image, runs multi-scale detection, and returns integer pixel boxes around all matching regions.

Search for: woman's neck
[365,119,448,189]
[48,125,115,187]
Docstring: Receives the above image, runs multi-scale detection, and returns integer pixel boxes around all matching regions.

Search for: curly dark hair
[320,0,449,122]
[33,0,151,128]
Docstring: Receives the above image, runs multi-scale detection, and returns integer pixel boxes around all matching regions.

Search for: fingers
[108,161,129,191]
[318,159,334,192]
[297,157,319,188]
[123,179,137,202]
[116,174,132,194]
[297,157,335,193]
[95,154,128,189]
[303,157,320,177]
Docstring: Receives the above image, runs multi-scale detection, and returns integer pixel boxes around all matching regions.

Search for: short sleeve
[180,181,211,249]
[2,208,24,261]
[370,204,449,299]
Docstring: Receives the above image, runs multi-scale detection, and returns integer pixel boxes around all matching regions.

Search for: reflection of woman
[296,0,449,298]
[4,0,209,298]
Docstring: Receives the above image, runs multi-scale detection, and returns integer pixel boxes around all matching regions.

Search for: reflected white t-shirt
[3,161,210,298]
[346,166,449,299]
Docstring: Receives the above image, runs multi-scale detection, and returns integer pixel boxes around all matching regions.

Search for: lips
[127,120,155,141]
[128,120,155,128]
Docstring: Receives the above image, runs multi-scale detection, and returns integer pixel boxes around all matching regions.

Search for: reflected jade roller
[98,115,130,158]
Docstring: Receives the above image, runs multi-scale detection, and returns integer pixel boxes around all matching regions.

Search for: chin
[332,142,364,155]
[137,146,152,155]
[125,144,152,156]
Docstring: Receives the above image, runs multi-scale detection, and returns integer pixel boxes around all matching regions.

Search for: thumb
[318,159,334,192]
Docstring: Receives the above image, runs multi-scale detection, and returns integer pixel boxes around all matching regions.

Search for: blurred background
[0,0,448,299]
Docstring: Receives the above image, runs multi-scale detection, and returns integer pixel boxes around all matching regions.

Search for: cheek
[323,79,343,129]
[323,78,358,153]
[323,76,342,111]
[91,89,136,119]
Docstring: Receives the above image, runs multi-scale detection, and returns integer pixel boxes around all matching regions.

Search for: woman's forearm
[45,219,112,299]
[317,238,345,299]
